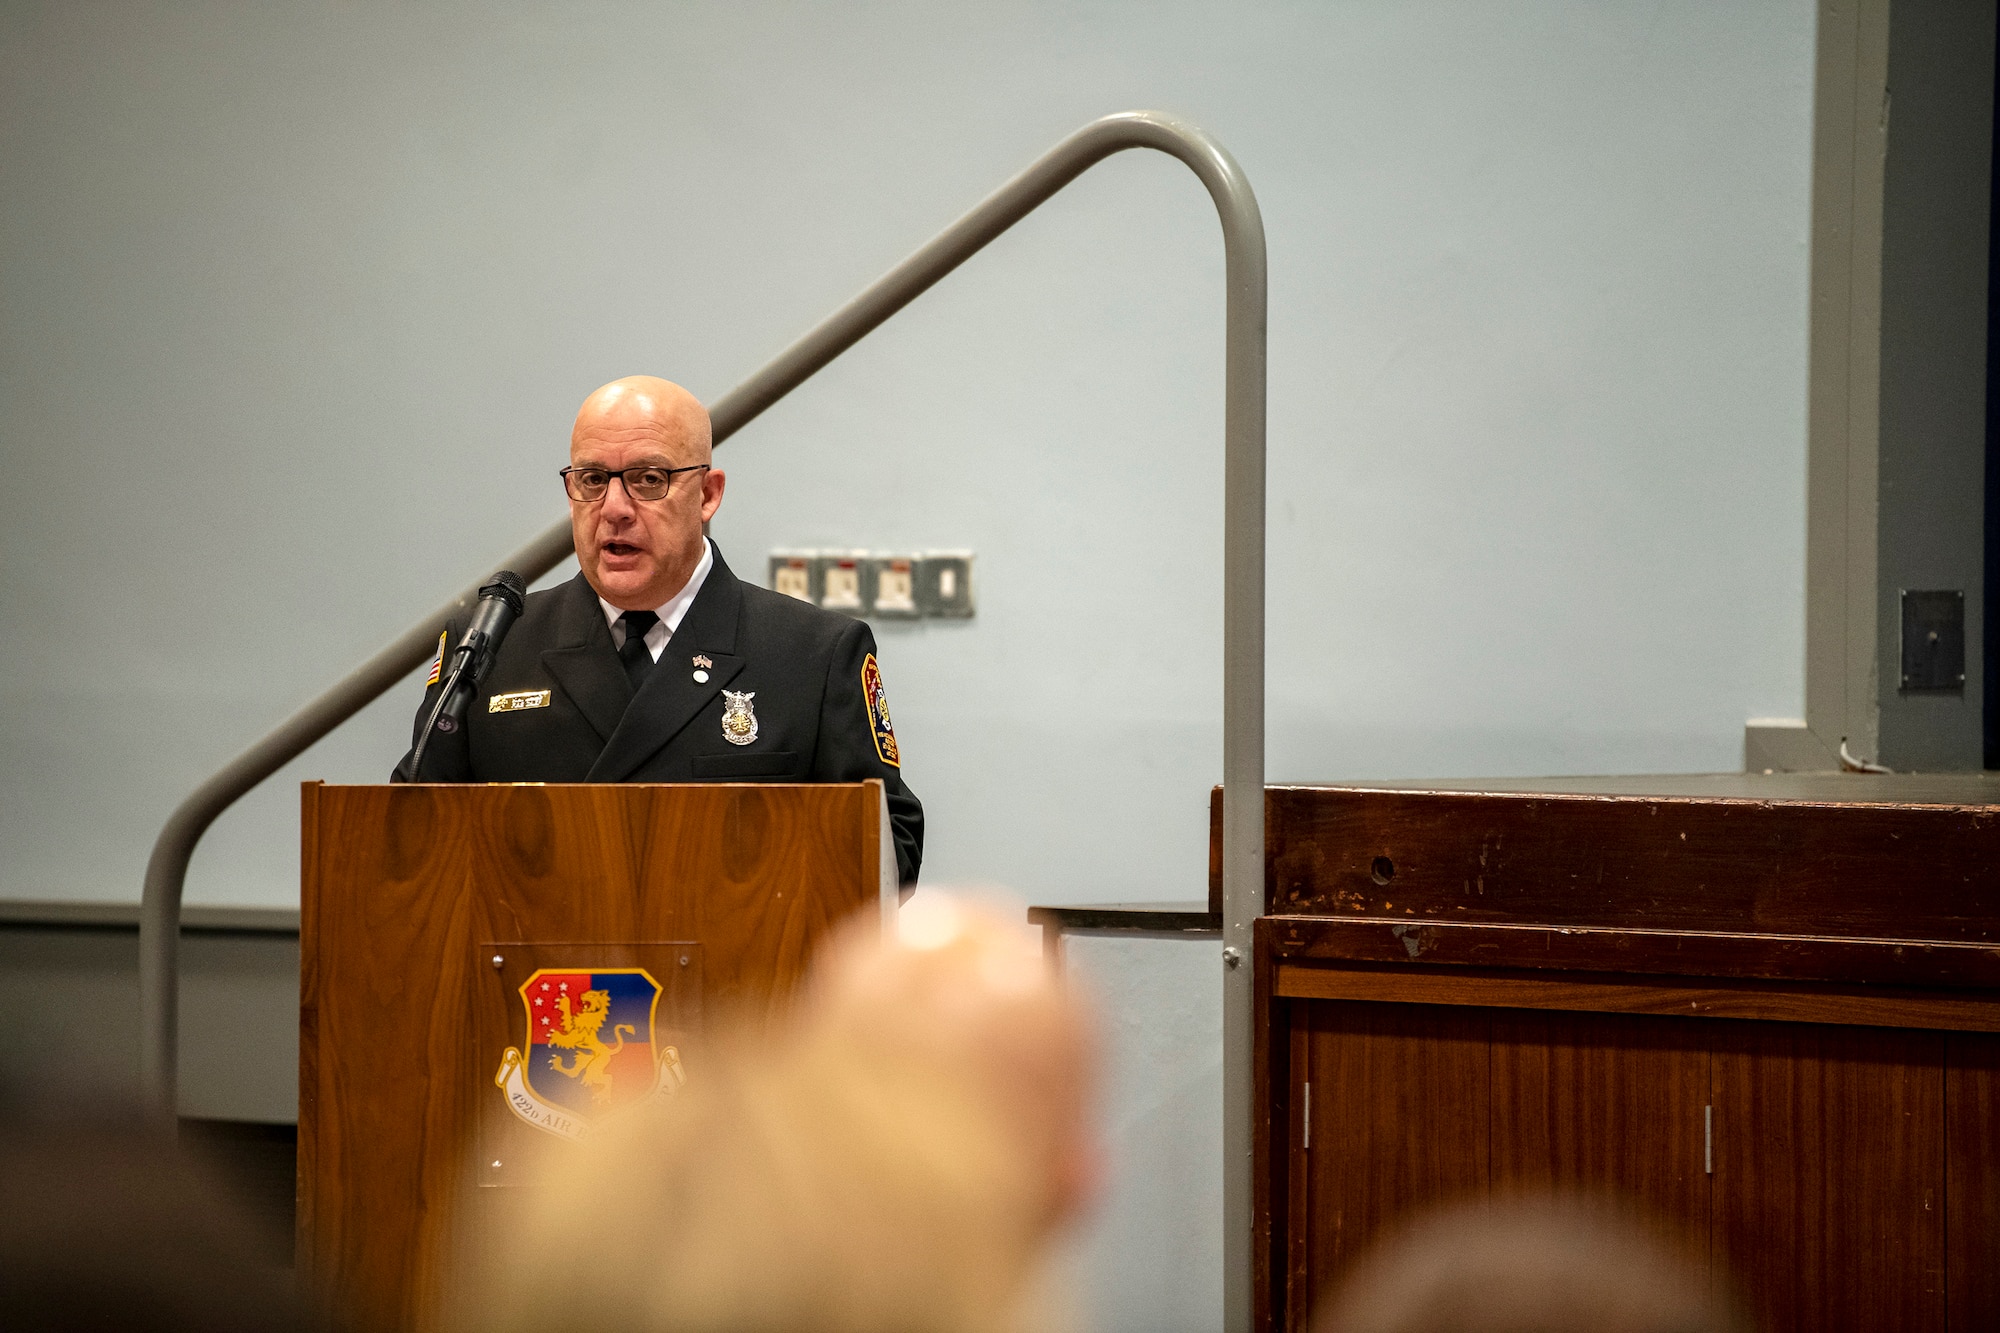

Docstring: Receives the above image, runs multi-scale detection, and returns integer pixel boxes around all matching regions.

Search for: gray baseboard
[0,915,299,1122]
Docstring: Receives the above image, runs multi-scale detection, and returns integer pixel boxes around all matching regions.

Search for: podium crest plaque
[478,943,703,1176]
[494,967,687,1139]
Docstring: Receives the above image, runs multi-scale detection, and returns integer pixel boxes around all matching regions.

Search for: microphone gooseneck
[407,570,528,781]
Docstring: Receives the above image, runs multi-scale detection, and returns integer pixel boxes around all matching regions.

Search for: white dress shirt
[600,538,714,663]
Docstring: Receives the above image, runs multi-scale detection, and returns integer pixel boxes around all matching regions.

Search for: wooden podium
[297,780,895,1331]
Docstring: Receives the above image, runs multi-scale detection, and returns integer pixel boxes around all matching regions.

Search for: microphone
[442,570,528,697]
[407,570,527,779]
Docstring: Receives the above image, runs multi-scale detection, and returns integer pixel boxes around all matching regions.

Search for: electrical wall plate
[815,550,868,613]
[865,554,922,619]
[769,548,976,619]
[1900,588,1966,693]
[767,550,819,604]
[917,551,975,618]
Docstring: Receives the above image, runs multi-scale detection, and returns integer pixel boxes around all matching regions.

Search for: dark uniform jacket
[393,542,923,884]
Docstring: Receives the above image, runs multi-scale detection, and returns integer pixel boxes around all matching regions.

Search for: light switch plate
[866,555,921,619]
[767,550,818,604]
[917,551,975,618]
[815,551,867,613]
[770,548,976,618]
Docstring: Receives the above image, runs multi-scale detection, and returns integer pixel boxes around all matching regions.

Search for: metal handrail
[139,106,1265,1329]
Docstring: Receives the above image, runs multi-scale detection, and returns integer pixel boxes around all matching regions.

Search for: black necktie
[617,610,660,692]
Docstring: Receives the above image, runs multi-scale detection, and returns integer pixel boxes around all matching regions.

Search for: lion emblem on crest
[544,988,635,1106]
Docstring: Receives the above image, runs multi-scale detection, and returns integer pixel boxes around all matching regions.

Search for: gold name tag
[488,689,551,713]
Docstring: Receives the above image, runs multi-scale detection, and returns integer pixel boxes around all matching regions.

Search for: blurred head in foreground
[471,894,1099,1333]
[1312,1197,1750,1333]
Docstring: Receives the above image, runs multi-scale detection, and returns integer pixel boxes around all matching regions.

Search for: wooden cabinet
[1281,1002,1990,1333]
[1486,1010,1711,1229]
[1239,780,2000,1333]
[1710,1023,1949,1331]
[1287,1002,1491,1304]
[1946,1036,2000,1318]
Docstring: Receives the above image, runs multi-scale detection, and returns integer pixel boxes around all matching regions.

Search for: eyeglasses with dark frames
[559,463,710,503]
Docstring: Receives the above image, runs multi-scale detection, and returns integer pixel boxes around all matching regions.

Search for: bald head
[568,376,726,610]
[571,375,712,463]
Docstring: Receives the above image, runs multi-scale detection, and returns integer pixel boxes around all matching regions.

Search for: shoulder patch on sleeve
[861,653,900,768]
[425,630,446,686]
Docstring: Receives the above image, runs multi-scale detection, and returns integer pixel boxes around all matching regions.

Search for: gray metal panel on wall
[1757,0,1994,774]
[1800,0,1890,770]
[1749,0,1886,773]
[1874,0,1995,770]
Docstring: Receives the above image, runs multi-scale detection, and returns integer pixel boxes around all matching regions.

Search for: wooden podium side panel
[301,782,491,1333]
[299,781,878,1332]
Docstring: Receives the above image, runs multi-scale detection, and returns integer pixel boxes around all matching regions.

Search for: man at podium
[393,375,924,885]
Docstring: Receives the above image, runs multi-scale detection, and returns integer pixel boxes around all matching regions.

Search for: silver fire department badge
[720,690,759,746]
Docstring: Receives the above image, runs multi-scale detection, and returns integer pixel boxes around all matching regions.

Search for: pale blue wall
[1,0,1815,912]
[1061,931,1224,1331]
[0,3,1816,1328]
